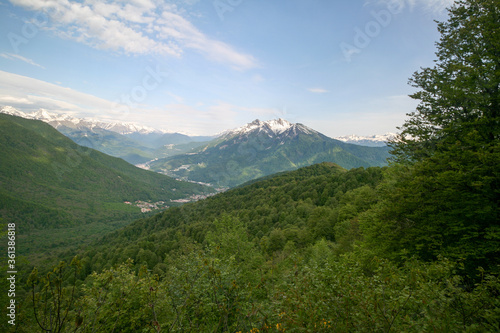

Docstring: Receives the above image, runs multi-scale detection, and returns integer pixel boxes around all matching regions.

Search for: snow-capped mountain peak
[265,118,294,134]
[234,118,293,135]
[0,106,165,135]
[221,118,311,139]
[100,121,160,135]
[32,109,59,120]
[1,106,30,118]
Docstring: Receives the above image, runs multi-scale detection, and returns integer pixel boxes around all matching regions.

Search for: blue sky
[0,0,454,136]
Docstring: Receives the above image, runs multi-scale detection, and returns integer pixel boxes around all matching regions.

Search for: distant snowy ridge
[334,133,396,147]
[0,106,164,135]
[1,106,397,146]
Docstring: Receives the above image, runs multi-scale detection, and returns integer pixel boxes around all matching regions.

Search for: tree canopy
[391,0,500,162]
[380,0,500,275]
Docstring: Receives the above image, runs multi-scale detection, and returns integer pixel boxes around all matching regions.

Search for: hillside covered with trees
[0,114,214,259]
[1,0,499,331]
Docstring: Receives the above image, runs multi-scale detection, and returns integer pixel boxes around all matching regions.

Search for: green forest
[0,114,214,260]
[1,0,499,331]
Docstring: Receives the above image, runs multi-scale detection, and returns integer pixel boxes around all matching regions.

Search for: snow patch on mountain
[227,118,293,136]
[0,106,164,135]
[220,118,320,141]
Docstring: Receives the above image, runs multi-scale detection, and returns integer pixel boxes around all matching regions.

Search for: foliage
[268,248,500,332]
[76,163,383,275]
[13,247,500,332]
[4,1,500,331]
[390,0,500,163]
[24,257,81,333]
[379,0,500,275]
[0,114,213,257]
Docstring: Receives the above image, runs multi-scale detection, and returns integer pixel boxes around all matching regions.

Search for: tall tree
[391,0,500,162]
[373,0,500,276]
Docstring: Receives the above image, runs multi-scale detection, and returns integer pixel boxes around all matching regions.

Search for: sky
[0,0,455,136]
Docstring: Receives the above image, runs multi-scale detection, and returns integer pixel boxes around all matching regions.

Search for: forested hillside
[2,0,499,332]
[0,114,213,257]
[12,161,500,332]
[79,163,384,271]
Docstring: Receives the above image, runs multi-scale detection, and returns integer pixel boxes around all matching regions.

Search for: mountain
[0,106,211,164]
[149,118,391,187]
[56,126,156,165]
[0,106,161,134]
[0,113,214,257]
[334,133,396,147]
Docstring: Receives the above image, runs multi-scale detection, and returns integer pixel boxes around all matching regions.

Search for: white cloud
[0,70,278,135]
[9,0,257,70]
[0,53,45,68]
[0,70,117,114]
[0,95,34,105]
[417,0,454,13]
[308,88,329,94]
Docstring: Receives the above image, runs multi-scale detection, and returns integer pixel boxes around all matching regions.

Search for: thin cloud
[9,0,257,70]
[308,88,329,94]
[0,95,34,105]
[0,70,277,135]
[0,70,117,113]
[0,53,45,69]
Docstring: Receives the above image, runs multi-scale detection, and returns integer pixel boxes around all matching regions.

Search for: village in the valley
[124,191,222,213]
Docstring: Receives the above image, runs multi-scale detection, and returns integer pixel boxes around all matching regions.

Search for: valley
[0,0,499,330]
[0,113,215,260]
[1,107,391,188]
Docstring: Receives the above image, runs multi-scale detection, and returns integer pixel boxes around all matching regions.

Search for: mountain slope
[58,126,157,165]
[19,162,499,333]
[0,114,214,256]
[76,162,385,273]
[149,119,390,187]
[0,106,211,164]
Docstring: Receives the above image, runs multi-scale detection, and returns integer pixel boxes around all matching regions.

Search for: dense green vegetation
[8,163,500,332]
[1,0,499,331]
[0,114,214,257]
[378,0,500,275]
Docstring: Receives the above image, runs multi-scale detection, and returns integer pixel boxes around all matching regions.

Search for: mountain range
[0,107,392,188]
[0,106,396,147]
[149,119,390,187]
[334,133,396,147]
[0,106,394,152]
[0,113,214,258]
[0,106,212,164]
[0,105,162,134]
